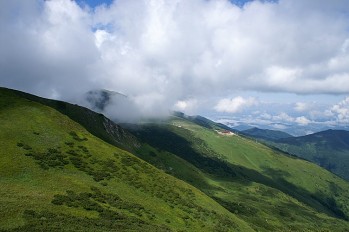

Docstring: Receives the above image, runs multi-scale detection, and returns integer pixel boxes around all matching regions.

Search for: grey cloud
[1,0,349,121]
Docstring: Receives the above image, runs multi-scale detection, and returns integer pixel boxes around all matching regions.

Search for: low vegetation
[126,116,349,231]
[1,87,349,231]
[0,88,252,232]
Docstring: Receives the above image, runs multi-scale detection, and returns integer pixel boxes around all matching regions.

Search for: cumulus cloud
[270,112,312,125]
[295,116,311,125]
[270,111,312,124]
[270,112,292,123]
[330,96,349,123]
[173,99,198,114]
[214,96,258,113]
[0,0,100,100]
[294,102,309,112]
[1,0,349,121]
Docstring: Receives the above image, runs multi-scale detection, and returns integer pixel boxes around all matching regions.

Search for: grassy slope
[0,89,253,232]
[126,116,349,232]
[3,87,139,152]
[269,130,349,181]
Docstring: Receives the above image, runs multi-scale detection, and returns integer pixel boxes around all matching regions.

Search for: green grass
[0,89,253,232]
[2,87,349,231]
[5,87,139,152]
[125,116,349,231]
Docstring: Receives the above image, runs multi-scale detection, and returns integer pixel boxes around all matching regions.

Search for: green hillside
[269,130,349,181]
[0,88,253,231]
[2,87,349,232]
[125,116,349,231]
[7,87,139,152]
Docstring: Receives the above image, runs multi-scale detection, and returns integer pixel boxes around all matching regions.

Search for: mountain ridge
[0,87,253,231]
[1,87,349,231]
[273,129,349,181]
[238,126,349,181]
[124,114,349,231]
[241,127,294,141]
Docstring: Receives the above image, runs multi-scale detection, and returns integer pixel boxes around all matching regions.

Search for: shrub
[65,141,74,147]
[69,131,88,142]
[17,142,24,147]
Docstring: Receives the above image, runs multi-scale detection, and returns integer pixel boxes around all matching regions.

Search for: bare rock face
[102,116,140,149]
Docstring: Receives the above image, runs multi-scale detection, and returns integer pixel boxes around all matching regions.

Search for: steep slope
[1,87,139,152]
[125,116,349,232]
[270,130,349,181]
[0,89,253,231]
[241,127,294,141]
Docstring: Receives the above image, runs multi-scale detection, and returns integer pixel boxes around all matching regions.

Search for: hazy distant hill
[271,130,349,181]
[240,126,349,181]
[241,127,294,141]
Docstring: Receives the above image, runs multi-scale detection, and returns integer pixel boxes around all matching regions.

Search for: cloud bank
[330,97,349,124]
[214,95,349,136]
[1,0,349,121]
[214,96,258,113]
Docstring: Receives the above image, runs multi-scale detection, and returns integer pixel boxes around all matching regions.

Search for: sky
[1,0,349,135]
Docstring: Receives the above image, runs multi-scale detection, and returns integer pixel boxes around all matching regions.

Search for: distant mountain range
[240,127,349,181]
[227,120,349,136]
[241,127,294,141]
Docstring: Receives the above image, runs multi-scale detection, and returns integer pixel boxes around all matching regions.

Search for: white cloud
[269,112,310,126]
[214,96,258,113]
[174,101,188,111]
[272,112,294,123]
[266,66,302,87]
[295,116,311,125]
[294,102,309,112]
[271,124,288,130]
[260,113,272,120]
[1,0,349,120]
[174,99,198,114]
[331,96,349,123]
